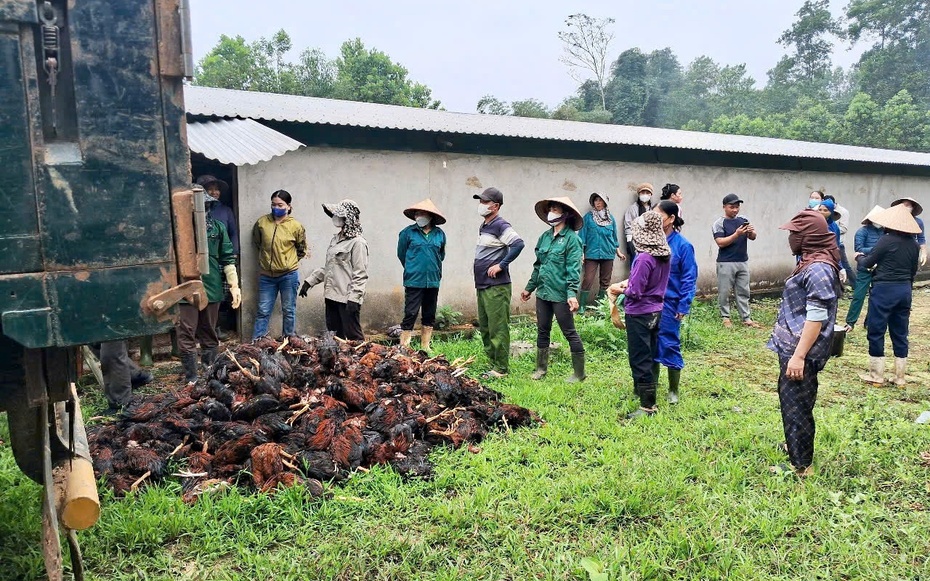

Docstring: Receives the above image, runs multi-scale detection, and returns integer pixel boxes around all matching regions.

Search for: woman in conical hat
[842,205,883,332]
[857,203,921,387]
[890,197,926,267]
[396,198,447,351]
[521,197,586,383]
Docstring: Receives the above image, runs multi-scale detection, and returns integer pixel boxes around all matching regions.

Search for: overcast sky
[189,0,864,113]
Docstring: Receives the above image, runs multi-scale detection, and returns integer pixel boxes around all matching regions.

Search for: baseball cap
[722,193,743,205]
[474,187,503,205]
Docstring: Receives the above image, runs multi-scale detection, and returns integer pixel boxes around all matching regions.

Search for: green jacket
[397,224,446,288]
[187,219,235,304]
[525,227,583,302]
[252,214,307,277]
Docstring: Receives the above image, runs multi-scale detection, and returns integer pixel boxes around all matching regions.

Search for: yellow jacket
[252,214,307,276]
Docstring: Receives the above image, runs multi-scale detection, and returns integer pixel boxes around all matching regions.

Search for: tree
[511,99,550,119]
[195,34,263,91]
[334,39,440,108]
[293,48,336,98]
[777,0,843,84]
[558,13,615,110]
[476,95,511,115]
[604,48,649,125]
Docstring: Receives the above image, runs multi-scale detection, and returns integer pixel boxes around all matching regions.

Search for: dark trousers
[844,268,872,326]
[535,298,584,353]
[96,341,137,408]
[581,259,614,293]
[625,311,660,408]
[839,244,857,287]
[401,287,439,330]
[177,302,220,353]
[866,283,912,357]
[777,356,824,469]
[325,298,364,341]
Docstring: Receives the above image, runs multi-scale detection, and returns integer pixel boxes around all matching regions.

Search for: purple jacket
[625,253,671,315]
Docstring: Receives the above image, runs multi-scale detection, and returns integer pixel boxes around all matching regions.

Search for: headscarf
[779,209,840,277]
[631,210,670,258]
[589,193,612,227]
[326,199,363,238]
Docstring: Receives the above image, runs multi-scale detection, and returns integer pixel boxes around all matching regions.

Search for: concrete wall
[236,147,929,337]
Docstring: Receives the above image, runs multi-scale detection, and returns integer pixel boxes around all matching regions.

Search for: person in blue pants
[843,205,884,331]
[653,201,698,404]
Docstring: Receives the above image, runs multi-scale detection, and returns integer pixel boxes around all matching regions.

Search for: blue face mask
[808,199,821,209]
[271,207,287,218]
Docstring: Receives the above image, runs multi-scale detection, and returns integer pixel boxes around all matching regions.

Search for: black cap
[474,187,503,205]
[722,193,743,205]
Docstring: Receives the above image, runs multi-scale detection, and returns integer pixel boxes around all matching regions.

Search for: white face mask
[333,215,345,228]
[478,204,493,217]
[639,194,652,204]
[415,215,431,228]
[547,211,563,224]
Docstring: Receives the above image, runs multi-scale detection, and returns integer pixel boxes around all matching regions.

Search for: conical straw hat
[534,197,583,231]
[861,205,884,225]
[869,203,921,234]
[403,198,446,225]
[890,196,923,217]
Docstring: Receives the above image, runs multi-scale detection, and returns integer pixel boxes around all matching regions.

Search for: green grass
[2,295,930,580]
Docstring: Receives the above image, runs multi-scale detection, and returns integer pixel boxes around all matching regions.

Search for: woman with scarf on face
[578,193,624,314]
[300,200,369,341]
[609,210,672,419]
[251,190,307,340]
[521,198,586,382]
[396,199,447,351]
[768,209,842,477]
[622,183,655,260]
[653,201,697,405]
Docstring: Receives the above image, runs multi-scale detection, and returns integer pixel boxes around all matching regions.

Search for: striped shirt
[474,216,524,289]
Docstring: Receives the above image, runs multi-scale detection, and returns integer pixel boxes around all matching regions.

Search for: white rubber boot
[893,357,907,387]
[858,356,885,384]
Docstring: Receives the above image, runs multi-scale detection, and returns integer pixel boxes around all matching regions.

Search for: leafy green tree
[510,99,551,119]
[604,48,649,125]
[476,95,511,115]
[195,34,263,91]
[293,48,336,98]
[877,90,926,149]
[334,39,440,108]
[642,48,683,127]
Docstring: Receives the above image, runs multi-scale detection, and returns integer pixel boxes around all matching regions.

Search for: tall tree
[195,34,263,91]
[334,39,440,108]
[604,48,649,125]
[558,14,615,110]
[476,95,511,115]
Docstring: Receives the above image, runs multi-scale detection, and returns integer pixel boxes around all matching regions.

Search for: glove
[223,264,241,309]
[346,300,361,314]
[839,269,847,284]
[920,247,927,267]
[299,280,313,297]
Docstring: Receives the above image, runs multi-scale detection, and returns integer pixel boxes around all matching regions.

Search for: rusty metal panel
[155,0,184,77]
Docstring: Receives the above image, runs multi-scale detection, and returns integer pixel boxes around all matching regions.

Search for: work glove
[920,246,927,267]
[223,264,241,309]
[839,269,847,284]
[299,280,313,297]
[346,300,361,315]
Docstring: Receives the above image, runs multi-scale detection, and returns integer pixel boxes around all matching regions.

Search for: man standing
[713,193,762,328]
[94,341,152,414]
[474,187,525,378]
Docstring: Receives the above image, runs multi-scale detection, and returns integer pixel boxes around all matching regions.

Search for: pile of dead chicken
[87,334,538,502]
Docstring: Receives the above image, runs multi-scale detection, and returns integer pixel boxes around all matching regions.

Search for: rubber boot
[180,352,199,384]
[578,291,589,315]
[565,351,585,382]
[532,348,549,380]
[858,356,885,384]
[201,347,217,368]
[596,289,607,303]
[893,357,907,387]
[627,382,658,418]
[668,368,681,404]
[400,330,412,348]
[421,326,433,352]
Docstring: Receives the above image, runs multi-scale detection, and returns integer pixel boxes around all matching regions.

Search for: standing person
[177,198,239,383]
[890,197,927,267]
[659,183,684,220]
[95,341,153,414]
[857,204,921,386]
[301,200,369,341]
[767,208,842,477]
[824,194,856,287]
[473,187,525,378]
[196,174,239,254]
[578,192,624,314]
[521,197,586,382]
[712,193,761,328]
[609,211,672,419]
[653,201,697,405]
[396,199,447,350]
[251,190,307,340]
[843,206,884,331]
[806,190,825,209]
[623,183,655,259]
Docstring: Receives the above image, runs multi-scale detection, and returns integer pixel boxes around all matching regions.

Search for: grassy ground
[2,290,930,580]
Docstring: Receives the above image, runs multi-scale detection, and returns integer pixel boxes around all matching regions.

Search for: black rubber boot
[180,352,199,384]
[668,368,681,404]
[201,347,218,368]
[567,352,586,383]
[531,348,549,380]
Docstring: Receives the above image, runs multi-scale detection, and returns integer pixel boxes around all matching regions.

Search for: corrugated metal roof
[187,117,304,165]
[184,85,930,167]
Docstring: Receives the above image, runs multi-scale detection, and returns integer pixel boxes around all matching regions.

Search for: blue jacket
[854,224,883,258]
[579,211,619,260]
[397,224,446,288]
[665,230,698,315]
